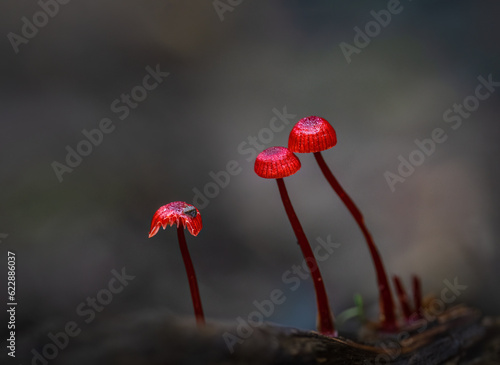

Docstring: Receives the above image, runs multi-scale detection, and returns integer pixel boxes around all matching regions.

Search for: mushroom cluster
[147,115,425,336]
[254,116,421,333]
[287,116,396,331]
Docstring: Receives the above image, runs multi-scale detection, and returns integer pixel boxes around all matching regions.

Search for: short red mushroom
[255,146,336,336]
[393,275,413,322]
[412,274,423,319]
[149,201,205,325]
[288,116,397,331]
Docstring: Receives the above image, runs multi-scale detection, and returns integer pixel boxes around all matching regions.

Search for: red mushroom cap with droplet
[148,201,202,238]
[288,116,337,153]
[254,146,301,179]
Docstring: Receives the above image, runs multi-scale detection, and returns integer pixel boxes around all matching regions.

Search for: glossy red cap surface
[254,146,301,179]
[288,116,337,153]
[149,201,202,238]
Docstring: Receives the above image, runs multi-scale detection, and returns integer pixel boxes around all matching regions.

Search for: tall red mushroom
[255,146,336,336]
[149,201,205,325]
[288,116,397,331]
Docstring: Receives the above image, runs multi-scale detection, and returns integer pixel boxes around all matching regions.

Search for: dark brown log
[10,305,500,364]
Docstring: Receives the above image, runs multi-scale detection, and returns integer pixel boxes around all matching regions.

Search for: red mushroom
[255,146,336,336]
[412,274,423,319]
[289,116,397,331]
[393,275,412,322]
[149,201,205,325]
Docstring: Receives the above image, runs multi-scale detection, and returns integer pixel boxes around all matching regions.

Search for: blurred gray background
[1,0,499,354]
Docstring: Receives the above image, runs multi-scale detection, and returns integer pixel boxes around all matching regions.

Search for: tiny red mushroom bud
[412,275,423,319]
[255,146,336,336]
[289,116,397,331]
[149,201,205,325]
[393,275,413,322]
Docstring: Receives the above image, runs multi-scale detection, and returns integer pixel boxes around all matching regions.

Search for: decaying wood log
[9,305,500,364]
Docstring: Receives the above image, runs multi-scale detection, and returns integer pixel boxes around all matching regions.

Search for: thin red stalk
[313,151,397,331]
[412,275,422,319]
[393,275,412,321]
[276,178,336,336]
[177,225,205,325]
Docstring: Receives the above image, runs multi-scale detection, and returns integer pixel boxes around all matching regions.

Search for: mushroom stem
[313,151,397,331]
[276,177,336,336]
[393,275,412,322]
[412,275,422,319]
[177,224,205,325]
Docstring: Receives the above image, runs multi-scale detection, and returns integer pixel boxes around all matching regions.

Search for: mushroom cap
[148,201,202,238]
[288,116,337,153]
[254,146,301,179]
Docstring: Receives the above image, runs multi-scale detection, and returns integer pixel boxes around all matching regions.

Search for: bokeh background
[1,0,499,360]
